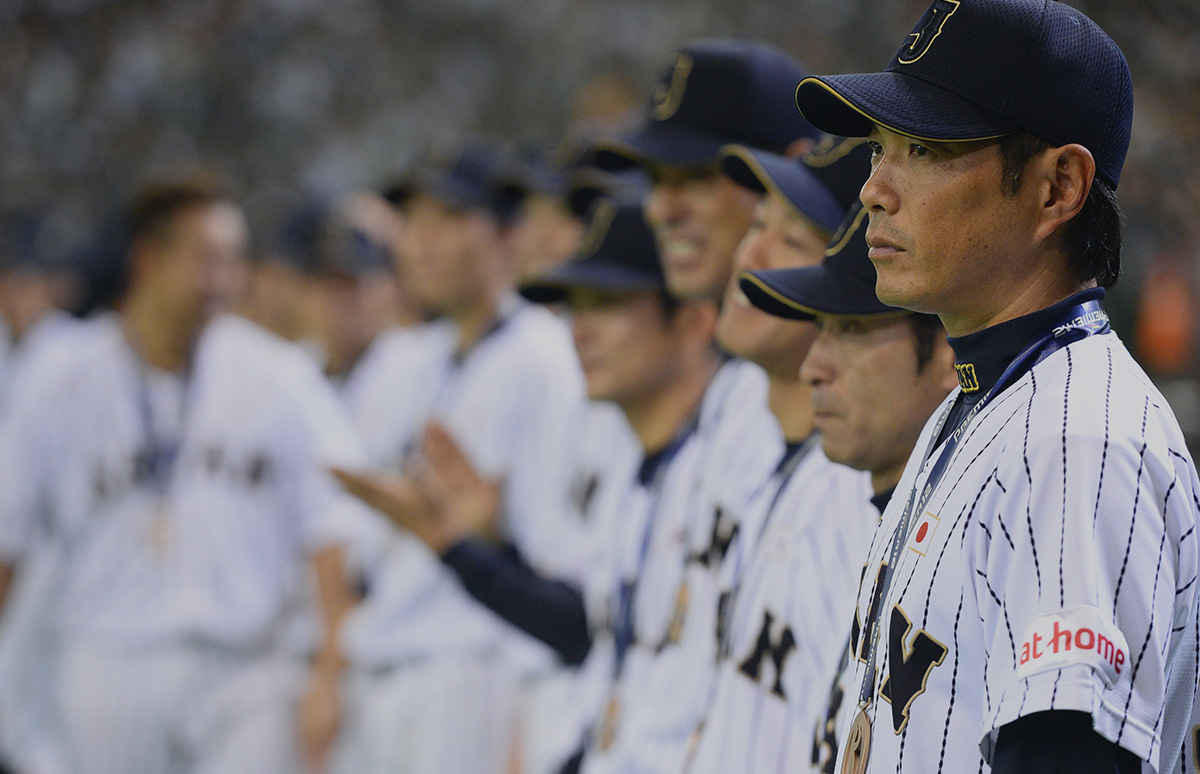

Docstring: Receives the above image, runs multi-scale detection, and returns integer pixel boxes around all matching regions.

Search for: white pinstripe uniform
[582,357,785,774]
[518,401,642,774]
[0,310,84,774]
[331,296,589,774]
[833,325,1200,772]
[686,441,875,774]
[0,312,373,774]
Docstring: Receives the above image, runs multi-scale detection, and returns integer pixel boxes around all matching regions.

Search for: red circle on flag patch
[916,523,929,542]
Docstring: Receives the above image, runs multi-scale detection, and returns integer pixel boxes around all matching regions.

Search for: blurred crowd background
[0,0,1198,441]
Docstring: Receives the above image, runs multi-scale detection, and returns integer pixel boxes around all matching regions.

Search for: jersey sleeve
[280,355,381,554]
[0,361,61,564]
[974,403,1194,768]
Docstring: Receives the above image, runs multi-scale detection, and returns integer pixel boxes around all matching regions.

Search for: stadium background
[1,0,1198,438]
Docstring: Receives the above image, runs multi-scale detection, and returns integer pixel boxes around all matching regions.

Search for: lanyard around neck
[856,298,1110,708]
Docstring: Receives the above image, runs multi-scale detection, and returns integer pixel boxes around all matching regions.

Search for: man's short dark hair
[908,312,945,373]
[113,173,239,302]
[127,174,237,248]
[997,133,1122,289]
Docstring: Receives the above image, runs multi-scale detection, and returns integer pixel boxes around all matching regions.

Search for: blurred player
[0,210,86,774]
[335,199,724,774]
[501,146,586,284]
[572,39,823,773]
[683,138,882,773]
[0,176,370,774]
[326,144,588,774]
[794,0,1200,770]
[307,196,404,400]
[736,201,957,772]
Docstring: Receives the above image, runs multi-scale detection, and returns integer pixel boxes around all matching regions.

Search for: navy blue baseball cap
[520,199,664,304]
[313,221,392,280]
[795,0,1133,189]
[592,39,821,171]
[739,202,906,320]
[719,135,872,235]
[400,143,522,222]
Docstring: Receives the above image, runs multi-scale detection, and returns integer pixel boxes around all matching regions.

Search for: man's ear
[1031,143,1095,244]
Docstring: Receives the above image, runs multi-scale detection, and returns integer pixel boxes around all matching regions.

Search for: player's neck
[449,285,507,354]
[940,267,1095,338]
[767,374,814,443]
[624,357,719,455]
[119,294,197,372]
[870,463,905,498]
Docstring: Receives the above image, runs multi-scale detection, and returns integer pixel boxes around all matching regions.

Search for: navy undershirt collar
[947,287,1106,402]
[870,486,895,515]
[777,437,811,474]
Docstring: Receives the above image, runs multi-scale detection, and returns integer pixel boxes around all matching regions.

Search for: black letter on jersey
[879,606,948,733]
[738,610,796,699]
[691,506,738,568]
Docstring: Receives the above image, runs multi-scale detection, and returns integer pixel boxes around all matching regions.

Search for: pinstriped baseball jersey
[833,331,1200,773]
[687,443,875,774]
[583,357,786,774]
[0,312,373,649]
[337,298,588,669]
[0,309,84,774]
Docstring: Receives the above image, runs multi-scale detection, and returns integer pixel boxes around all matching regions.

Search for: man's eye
[867,141,883,156]
[910,143,930,157]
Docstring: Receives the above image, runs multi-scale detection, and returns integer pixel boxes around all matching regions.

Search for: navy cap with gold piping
[739,202,907,320]
[794,0,1133,189]
[719,135,871,235]
[591,39,821,171]
[519,199,664,304]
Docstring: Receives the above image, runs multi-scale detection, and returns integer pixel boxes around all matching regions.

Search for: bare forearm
[309,546,354,672]
[0,562,14,615]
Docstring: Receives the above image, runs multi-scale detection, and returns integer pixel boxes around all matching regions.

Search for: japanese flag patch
[907,511,941,556]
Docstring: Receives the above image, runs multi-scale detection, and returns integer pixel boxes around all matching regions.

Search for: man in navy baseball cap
[591,39,821,302]
[738,200,953,492]
[787,4,1200,774]
[519,198,666,305]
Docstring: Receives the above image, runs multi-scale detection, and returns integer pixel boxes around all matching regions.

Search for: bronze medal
[597,695,620,751]
[841,708,872,774]
[666,582,689,645]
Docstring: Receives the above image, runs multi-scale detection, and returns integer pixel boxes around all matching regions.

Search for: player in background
[792,0,1200,770]
[335,199,724,774]
[736,200,957,773]
[325,143,588,774]
[0,176,372,774]
[548,40,824,773]
[306,194,405,401]
[681,137,879,773]
[0,210,87,774]
[501,145,587,285]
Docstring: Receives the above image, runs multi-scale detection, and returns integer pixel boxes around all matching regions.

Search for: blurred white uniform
[518,401,641,774]
[332,296,589,774]
[686,443,875,774]
[0,313,372,774]
[0,310,85,774]
[583,357,785,774]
